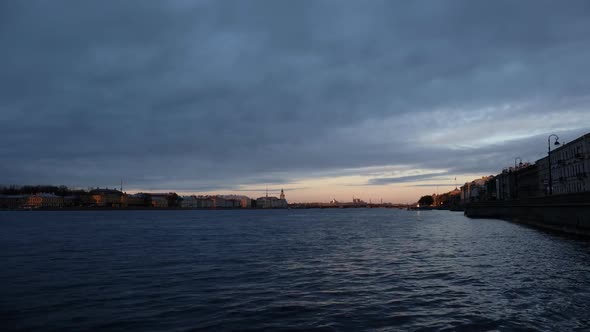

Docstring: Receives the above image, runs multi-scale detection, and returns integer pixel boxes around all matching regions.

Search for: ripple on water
[1,209,590,331]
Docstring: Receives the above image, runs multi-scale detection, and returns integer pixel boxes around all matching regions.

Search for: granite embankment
[464,192,590,236]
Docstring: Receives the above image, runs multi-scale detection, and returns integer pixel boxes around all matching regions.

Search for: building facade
[180,196,198,208]
[89,189,125,207]
[547,133,590,195]
[462,132,590,204]
[210,196,226,208]
[150,196,168,208]
[126,194,151,207]
[197,196,213,208]
[255,194,288,209]
[461,177,492,203]
[240,197,252,208]
[0,195,28,209]
[515,164,541,199]
[27,193,65,208]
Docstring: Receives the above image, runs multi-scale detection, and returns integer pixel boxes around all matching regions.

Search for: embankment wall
[464,192,590,236]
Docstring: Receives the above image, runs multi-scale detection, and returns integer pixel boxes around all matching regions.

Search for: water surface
[1,209,589,331]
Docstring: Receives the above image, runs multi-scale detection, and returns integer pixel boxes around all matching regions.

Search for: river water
[1,209,589,331]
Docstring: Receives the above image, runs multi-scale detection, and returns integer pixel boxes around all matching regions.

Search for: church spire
[280,188,285,200]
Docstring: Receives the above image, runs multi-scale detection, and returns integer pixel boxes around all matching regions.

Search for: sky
[1,1,590,203]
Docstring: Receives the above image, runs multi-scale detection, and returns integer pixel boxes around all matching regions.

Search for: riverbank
[464,192,590,236]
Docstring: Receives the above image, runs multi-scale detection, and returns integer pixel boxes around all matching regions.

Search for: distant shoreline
[0,207,283,212]
[1,206,451,212]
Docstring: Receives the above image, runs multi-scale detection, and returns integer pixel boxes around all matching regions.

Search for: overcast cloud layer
[1,1,590,200]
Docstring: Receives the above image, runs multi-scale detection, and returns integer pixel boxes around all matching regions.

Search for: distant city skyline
[2,1,590,203]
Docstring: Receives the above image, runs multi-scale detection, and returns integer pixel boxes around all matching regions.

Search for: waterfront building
[255,196,277,208]
[484,176,497,200]
[0,195,28,209]
[27,193,64,208]
[88,188,125,208]
[210,195,226,208]
[470,132,589,202]
[536,157,550,195]
[63,195,81,207]
[448,132,589,206]
[150,196,168,208]
[543,133,590,195]
[180,195,198,208]
[460,177,492,203]
[256,189,288,209]
[126,193,151,207]
[514,164,541,199]
[145,193,178,208]
[167,192,181,207]
[240,197,252,208]
[221,195,252,208]
[197,196,214,208]
[225,198,241,208]
[496,168,516,200]
[495,161,562,200]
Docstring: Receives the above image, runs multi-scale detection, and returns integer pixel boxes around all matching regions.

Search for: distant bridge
[288,202,409,209]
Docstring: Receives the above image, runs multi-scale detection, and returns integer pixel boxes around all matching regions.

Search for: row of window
[552,143,585,163]
[554,181,588,194]
[553,162,586,178]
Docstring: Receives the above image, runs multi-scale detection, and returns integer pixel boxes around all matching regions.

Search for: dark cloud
[369,173,450,185]
[1,1,590,194]
[409,184,458,188]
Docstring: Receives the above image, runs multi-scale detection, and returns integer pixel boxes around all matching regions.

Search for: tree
[418,195,434,206]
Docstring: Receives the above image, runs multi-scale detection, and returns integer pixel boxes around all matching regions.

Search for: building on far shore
[88,188,125,208]
[126,193,151,208]
[222,195,252,208]
[180,195,198,208]
[0,186,284,210]
[27,193,64,208]
[256,189,288,208]
[0,195,28,209]
[210,195,226,209]
[146,194,168,208]
[197,196,213,208]
[240,197,252,208]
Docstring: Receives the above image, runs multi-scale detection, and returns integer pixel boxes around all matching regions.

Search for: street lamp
[547,134,560,195]
[513,157,523,199]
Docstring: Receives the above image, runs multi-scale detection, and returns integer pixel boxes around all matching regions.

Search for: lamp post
[513,157,522,199]
[547,134,560,195]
